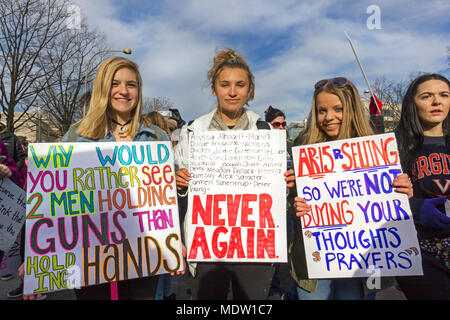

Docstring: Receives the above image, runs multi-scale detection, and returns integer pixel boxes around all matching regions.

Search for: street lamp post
[83,48,132,116]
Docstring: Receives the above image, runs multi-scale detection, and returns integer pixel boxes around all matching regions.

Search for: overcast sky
[72,0,450,123]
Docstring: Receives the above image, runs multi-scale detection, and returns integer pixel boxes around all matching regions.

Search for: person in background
[265,105,287,129]
[6,136,29,299]
[0,138,23,283]
[394,73,450,300]
[174,47,296,299]
[171,129,180,148]
[0,116,26,172]
[0,121,26,284]
[167,118,178,133]
[290,77,413,300]
[264,105,297,299]
[169,108,186,129]
[141,111,171,134]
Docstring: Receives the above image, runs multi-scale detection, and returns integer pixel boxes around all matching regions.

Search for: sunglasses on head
[271,121,286,128]
[314,77,349,90]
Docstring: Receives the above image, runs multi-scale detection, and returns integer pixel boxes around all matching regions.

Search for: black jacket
[0,127,26,170]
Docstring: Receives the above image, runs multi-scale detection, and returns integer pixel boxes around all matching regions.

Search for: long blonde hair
[141,111,171,134]
[297,79,373,146]
[76,56,143,139]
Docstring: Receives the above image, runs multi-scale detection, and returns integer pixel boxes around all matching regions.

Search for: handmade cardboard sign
[186,130,287,262]
[24,141,184,295]
[0,178,26,252]
[292,133,423,278]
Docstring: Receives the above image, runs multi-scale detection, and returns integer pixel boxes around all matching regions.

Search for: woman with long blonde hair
[290,77,412,300]
[59,56,171,300]
[65,56,168,143]
[298,78,374,145]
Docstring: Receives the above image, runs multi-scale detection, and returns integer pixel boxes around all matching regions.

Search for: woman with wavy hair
[175,47,295,300]
[71,56,158,142]
[58,56,171,300]
[394,73,450,300]
[290,77,412,300]
[297,78,374,145]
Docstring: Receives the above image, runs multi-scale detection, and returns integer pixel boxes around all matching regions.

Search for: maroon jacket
[0,139,22,187]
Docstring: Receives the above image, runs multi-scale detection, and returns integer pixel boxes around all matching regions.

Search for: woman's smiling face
[316,91,343,139]
[109,67,139,119]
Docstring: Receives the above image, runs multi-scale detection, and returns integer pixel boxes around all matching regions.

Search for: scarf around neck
[208,109,250,131]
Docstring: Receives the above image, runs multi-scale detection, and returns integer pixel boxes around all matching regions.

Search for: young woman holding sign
[64,56,180,300]
[394,73,450,300]
[174,47,295,299]
[20,56,180,300]
[290,77,413,300]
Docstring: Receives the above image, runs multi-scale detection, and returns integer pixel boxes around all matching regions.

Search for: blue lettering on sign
[358,200,410,223]
[311,228,402,251]
[324,179,364,198]
[332,148,343,159]
[96,144,170,166]
[324,251,412,271]
[363,169,402,195]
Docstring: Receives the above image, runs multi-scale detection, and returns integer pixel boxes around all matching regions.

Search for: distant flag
[369,93,383,115]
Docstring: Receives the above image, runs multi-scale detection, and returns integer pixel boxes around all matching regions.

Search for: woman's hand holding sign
[294,197,311,217]
[284,169,295,189]
[176,168,190,190]
[391,173,413,198]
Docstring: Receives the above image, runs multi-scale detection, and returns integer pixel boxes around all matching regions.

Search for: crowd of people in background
[0,47,448,301]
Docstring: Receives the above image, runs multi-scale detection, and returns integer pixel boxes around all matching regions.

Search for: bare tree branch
[0,0,77,132]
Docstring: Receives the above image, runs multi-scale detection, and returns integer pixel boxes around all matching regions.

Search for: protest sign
[0,178,26,252]
[292,133,423,278]
[23,141,184,295]
[186,130,287,262]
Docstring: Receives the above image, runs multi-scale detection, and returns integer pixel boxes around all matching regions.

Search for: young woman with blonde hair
[141,111,171,135]
[175,47,295,299]
[299,78,374,144]
[290,77,413,300]
[73,57,149,141]
[59,56,171,300]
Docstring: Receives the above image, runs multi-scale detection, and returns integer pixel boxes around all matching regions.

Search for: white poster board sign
[0,178,26,252]
[186,130,287,263]
[24,141,184,295]
[292,133,423,278]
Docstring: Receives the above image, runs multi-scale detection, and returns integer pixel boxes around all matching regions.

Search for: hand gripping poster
[186,130,287,263]
[292,133,423,278]
[24,141,184,295]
